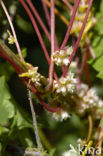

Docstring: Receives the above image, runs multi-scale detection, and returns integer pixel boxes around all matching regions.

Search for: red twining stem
[60,0,80,49]
[19,0,58,81]
[19,0,50,63]
[26,0,51,42]
[63,0,93,77]
[0,43,59,112]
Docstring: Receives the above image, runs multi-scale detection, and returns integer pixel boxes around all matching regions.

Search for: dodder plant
[0,0,103,156]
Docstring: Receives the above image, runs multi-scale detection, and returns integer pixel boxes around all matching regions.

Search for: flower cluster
[54,71,77,96]
[52,109,70,122]
[19,67,41,87]
[52,46,73,66]
[71,0,96,37]
[73,84,103,115]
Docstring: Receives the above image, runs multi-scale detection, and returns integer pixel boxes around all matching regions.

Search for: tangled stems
[43,0,69,26]
[19,0,58,82]
[63,0,93,77]
[19,0,50,64]
[0,40,59,112]
[0,0,94,113]
[26,0,51,42]
[41,0,50,27]
[60,0,81,49]
[62,0,73,11]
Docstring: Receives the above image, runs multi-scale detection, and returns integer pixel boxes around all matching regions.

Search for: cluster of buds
[7,30,15,44]
[71,0,96,37]
[19,67,41,87]
[52,46,73,66]
[52,108,70,122]
[54,71,77,96]
[71,1,88,35]
[73,84,103,115]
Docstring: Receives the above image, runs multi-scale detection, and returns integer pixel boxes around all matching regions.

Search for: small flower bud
[52,109,70,122]
[52,46,73,66]
[54,71,77,96]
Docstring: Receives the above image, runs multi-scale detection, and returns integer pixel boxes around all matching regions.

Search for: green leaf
[98,107,103,113]
[100,117,103,127]
[17,48,27,59]
[0,126,9,136]
[92,36,103,57]
[16,15,34,34]
[97,71,103,79]
[0,76,15,126]
[0,62,14,81]
[0,76,11,103]
[16,109,32,130]
[100,0,103,13]
[48,149,56,156]
[17,129,34,147]
[91,56,103,72]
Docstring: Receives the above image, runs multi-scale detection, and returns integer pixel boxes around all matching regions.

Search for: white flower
[54,71,77,96]
[52,46,73,66]
[98,100,103,107]
[19,67,41,87]
[52,109,70,122]
[61,86,67,95]
[75,84,103,115]
[60,50,65,56]
[63,58,69,66]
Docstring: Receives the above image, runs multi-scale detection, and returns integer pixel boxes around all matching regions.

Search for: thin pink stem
[26,0,51,42]
[89,45,96,59]
[19,0,50,63]
[1,1,24,61]
[0,49,59,113]
[41,0,59,49]
[0,39,59,112]
[36,93,60,112]
[80,50,87,75]
[75,56,81,90]
[63,0,93,77]
[60,0,80,49]
[85,55,91,87]
[62,0,73,10]
[48,0,55,88]
[41,0,50,27]
[19,0,58,81]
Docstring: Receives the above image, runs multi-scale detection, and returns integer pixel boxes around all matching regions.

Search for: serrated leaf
[97,71,103,79]
[92,36,103,57]
[92,56,103,72]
